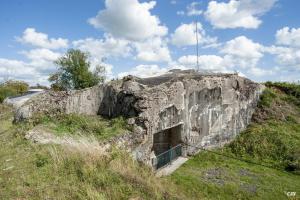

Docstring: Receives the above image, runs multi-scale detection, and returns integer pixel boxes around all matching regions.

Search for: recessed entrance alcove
[152,125,183,169]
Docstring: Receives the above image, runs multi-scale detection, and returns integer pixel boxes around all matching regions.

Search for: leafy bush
[0,87,17,103]
[0,80,29,103]
[257,88,276,108]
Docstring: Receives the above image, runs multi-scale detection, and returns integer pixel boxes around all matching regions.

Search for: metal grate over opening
[152,144,182,169]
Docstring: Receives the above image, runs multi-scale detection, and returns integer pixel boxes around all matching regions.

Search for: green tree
[0,80,29,103]
[49,49,106,91]
[3,80,29,94]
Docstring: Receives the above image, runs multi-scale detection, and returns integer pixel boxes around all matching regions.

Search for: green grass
[0,104,13,132]
[0,106,186,200]
[227,120,300,173]
[169,82,300,199]
[257,88,277,108]
[31,113,132,141]
[1,82,300,199]
[169,151,300,200]
[265,82,300,99]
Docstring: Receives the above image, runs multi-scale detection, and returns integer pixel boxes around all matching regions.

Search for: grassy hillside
[1,82,299,199]
[169,82,300,199]
[0,105,185,200]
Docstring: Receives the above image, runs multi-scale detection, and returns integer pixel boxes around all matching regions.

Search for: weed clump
[31,113,132,141]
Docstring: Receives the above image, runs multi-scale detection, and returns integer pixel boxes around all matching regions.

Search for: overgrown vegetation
[228,82,300,173]
[228,120,300,173]
[170,82,300,199]
[265,81,300,107]
[0,105,185,200]
[1,82,300,199]
[0,80,29,103]
[265,81,300,98]
[32,113,132,141]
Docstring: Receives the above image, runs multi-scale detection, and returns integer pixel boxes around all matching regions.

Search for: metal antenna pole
[195,21,199,71]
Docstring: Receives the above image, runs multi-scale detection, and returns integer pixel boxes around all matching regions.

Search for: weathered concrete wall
[128,73,264,165]
[15,85,105,121]
[15,70,264,168]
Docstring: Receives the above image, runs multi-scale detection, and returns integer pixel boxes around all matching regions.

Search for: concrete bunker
[14,69,265,171]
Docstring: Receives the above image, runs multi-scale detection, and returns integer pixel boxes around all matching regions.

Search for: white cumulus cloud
[118,64,168,78]
[176,36,270,76]
[88,0,168,41]
[204,0,277,29]
[16,28,68,49]
[21,48,61,62]
[276,27,300,47]
[0,58,50,85]
[177,2,203,17]
[220,36,263,68]
[178,55,230,72]
[264,46,300,70]
[19,48,61,73]
[247,67,274,76]
[221,36,263,58]
[73,35,132,59]
[186,2,202,16]
[134,37,171,62]
[171,22,217,47]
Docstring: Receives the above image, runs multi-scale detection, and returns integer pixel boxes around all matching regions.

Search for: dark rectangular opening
[152,125,183,169]
[153,125,182,155]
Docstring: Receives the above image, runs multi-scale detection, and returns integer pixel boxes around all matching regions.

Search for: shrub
[257,88,277,108]
[265,81,300,100]
[0,80,29,103]
[285,149,300,174]
[265,82,300,108]
[3,80,29,94]
[0,87,17,103]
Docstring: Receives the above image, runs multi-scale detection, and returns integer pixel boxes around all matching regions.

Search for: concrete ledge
[156,156,188,177]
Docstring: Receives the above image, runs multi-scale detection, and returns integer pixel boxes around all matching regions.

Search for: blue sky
[0,0,300,85]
